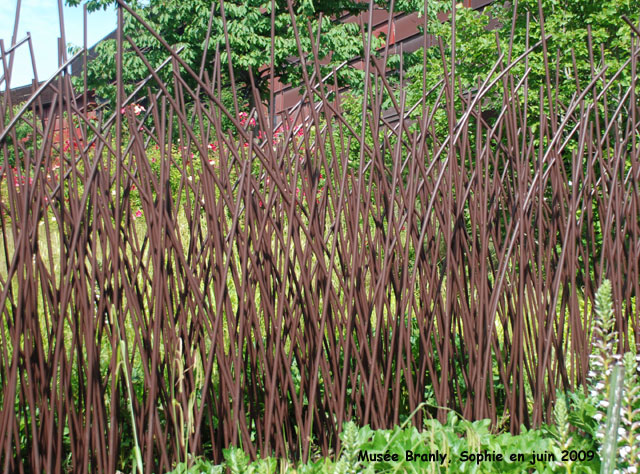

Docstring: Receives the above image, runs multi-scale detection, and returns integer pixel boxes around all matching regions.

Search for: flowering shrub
[587,280,640,473]
[121,103,146,116]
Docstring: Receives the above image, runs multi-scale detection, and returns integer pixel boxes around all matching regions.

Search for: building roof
[69,29,117,78]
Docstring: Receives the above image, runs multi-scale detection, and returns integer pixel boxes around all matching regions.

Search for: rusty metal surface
[0,0,639,472]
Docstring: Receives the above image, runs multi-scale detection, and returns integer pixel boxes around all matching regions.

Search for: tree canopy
[67,0,639,129]
[66,0,378,112]
[404,0,639,134]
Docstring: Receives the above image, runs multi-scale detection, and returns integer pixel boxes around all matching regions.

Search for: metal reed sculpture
[0,0,639,471]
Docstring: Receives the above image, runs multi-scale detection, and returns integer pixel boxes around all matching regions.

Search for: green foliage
[165,409,602,473]
[619,352,640,469]
[591,280,617,374]
[167,457,224,474]
[402,0,639,138]
[334,421,372,474]
[2,103,42,168]
[65,0,371,108]
[587,279,640,473]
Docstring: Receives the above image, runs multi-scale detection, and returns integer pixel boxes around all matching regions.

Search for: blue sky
[0,0,116,89]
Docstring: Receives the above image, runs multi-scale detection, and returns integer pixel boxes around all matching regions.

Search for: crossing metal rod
[0,0,639,471]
